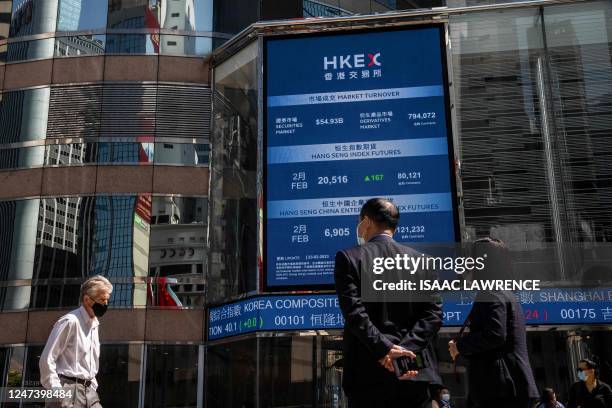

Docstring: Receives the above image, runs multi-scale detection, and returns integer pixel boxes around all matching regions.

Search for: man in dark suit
[448,238,538,408]
[334,198,443,408]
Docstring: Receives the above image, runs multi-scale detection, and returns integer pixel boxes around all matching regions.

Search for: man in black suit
[334,198,443,408]
[448,238,538,408]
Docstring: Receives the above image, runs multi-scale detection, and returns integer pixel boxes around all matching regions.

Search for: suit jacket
[334,234,443,392]
[568,380,612,408]
[456,290,539,403]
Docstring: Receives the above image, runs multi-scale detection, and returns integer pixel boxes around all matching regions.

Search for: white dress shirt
[39,305,100,390]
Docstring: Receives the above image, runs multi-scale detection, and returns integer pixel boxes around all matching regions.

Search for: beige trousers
[45,378,102,408]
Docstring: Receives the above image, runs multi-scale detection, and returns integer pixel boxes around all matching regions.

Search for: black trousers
[346,381,432,408]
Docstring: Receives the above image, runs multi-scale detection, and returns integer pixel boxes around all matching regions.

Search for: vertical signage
[265,26,457,288]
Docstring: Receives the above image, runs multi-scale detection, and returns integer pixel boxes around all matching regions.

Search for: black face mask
[92,302,108,318]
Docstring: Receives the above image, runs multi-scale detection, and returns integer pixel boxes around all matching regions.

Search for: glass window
[259,336,315,407]
[54,34,106,56]
[337,0,371,14]
[0,347,8,387]
[0,44,6,65]
[97,142,154,164]
[156,0,213,32]
[89,195,149,307]
[10,0,57,37]
[28,195,149,309]
[6,38,54,62]
[44,143,97,166]
[0,88,50,144]
[144,344,200,408]
[148,196,207,307]
[57,0,108,31]
[209,41,258,303]
[43,143,156,166]
[22,345,43,389]
[206,339,256,408]
[449,8,549,244]
[30,281,82,309]
[97,344,142,408]
[447,0,522,7]
[301,0,444,17]
[0,195,207,311]
[5,346,25,387]
[0,1,10,43]
[302,0,352,18]
[0,145,45,169]
[540,1,612,244]
[0,199,40,311]
[106,34,158,54]
[449,0,612,251]
[159,35,212,56]
[212,0,258,35]
[18,344,141,407]
[154,143,209,165]
[257,335,348,407]
[107,0,148,29]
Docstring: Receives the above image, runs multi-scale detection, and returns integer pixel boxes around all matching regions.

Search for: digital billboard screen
[265,26,458,289]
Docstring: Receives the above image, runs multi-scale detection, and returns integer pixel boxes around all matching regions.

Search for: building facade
[0,0,611,407]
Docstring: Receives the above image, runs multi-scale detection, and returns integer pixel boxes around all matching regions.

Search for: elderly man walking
[40,275,112,408]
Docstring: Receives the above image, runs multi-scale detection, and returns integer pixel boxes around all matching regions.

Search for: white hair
[80,275,113,303]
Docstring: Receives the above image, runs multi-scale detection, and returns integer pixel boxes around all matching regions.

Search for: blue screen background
[265,27,456,287]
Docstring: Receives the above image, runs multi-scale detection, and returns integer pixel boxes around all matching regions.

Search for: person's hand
[448,339,459,360]
[398,369,418,380]
[378,345,416,373]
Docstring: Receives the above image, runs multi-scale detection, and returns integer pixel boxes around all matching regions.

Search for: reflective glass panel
[540,1,612,243]
[144,344,199,408]
[43,143,155,166]
[206,339,256,408]
[154,143,209,165]
[449,0,612,250]
[0,347,8,387]
[54,34,106,56]
[10,0,57,37]
[156,0,213,32]
[159,35,212,56]
[106,34,158,54]
[97,344,142,408]
[22,345,43,389]
[57,0,108,31]
[0,145,45,169]
[44,143,97,166]
[148,196,206,308]
[0,88,50,144]
[97,142,154,164]
[211,0,258,35]
[6,38,54,62]
[6,346,25,387]
[0,196,207,311]
[0,44,6,64]
[209,41,258,303]
[107,0,147,29]
[0,1,10,42]
[0,199,40,311]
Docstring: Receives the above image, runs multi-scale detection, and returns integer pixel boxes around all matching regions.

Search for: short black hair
[540,387,555,403]
[360,198,399,229]
[580,358,599,377]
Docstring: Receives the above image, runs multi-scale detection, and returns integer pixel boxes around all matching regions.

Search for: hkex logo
[323,53,381,70]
